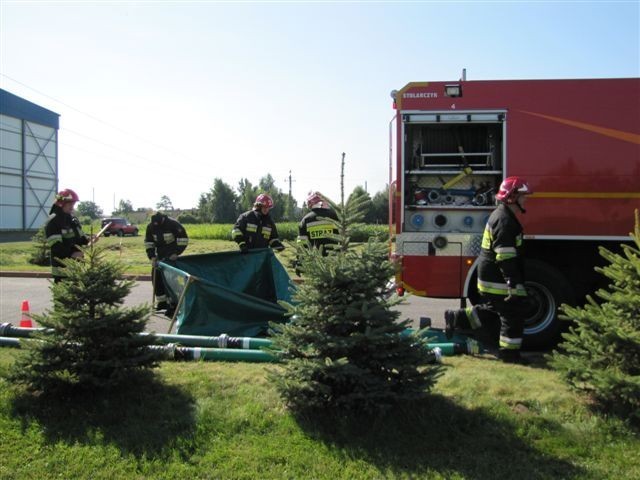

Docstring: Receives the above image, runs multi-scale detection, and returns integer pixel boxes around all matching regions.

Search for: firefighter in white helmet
[232,193,285,253]
[444,176,535,364]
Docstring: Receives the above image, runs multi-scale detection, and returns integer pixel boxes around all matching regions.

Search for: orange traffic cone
[20,300,33,328]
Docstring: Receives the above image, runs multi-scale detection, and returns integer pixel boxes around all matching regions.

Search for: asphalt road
[0,276,456,334]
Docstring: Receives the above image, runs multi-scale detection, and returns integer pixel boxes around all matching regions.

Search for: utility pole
[286,170,295,220]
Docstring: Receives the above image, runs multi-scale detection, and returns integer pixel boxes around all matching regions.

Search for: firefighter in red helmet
[444,176,535,364]
[45,188,90,282]
[232,193,285,253]
[294,191,339,276]
[297,191,338,254]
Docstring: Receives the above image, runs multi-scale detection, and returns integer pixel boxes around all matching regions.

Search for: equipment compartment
[402,113,505,214]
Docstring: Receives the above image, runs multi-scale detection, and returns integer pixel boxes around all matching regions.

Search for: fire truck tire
[522,259,575,350]
[465,259,574,349]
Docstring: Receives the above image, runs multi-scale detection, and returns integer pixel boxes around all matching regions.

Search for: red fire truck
[389,77,640,348]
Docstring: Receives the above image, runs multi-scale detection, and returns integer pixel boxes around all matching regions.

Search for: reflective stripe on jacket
[145,217,189,260]
[477,203,526,297]
[232,209,279,250]
[297,208,338,253]
[44,205,89,276]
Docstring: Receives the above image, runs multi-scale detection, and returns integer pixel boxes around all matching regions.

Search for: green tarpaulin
[158,249,294,337]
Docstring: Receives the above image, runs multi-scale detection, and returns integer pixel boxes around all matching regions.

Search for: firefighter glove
[240,243,249,254]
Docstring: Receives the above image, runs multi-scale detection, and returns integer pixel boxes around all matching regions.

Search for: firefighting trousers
[152,266,168,304]
[451,293,531,351]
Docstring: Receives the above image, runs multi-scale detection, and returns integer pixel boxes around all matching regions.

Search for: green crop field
[0,223,388,276]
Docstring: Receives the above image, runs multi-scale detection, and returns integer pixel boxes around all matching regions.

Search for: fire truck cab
[389,78,640,348]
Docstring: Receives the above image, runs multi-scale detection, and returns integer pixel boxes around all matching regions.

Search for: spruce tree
[270,154,440,413]
[549,210,640,424]
[10,245,161,392]
[28,225,50,266]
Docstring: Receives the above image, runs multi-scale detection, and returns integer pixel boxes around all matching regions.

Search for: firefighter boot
[164,304,176,318]
[444,310,456,340]
[498,349,530,365]
[155,301,170,312]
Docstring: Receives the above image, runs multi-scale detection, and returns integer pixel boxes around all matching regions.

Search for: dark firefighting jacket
[297,207,338,254]
[45,205,89,277]
[144,216,189,260]
[232,209,280,250]
[477,203,527,297]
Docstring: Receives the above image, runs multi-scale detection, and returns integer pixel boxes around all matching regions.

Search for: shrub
[549,210,640,425]
[177,213,200,224]
[269,154,439,413]
[9,245,162,392]
[185,222,388,242]
[28,226,49,266]
[350,223,389,242]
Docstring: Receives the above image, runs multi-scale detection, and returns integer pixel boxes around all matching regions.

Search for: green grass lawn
[0,350,637,480]
[0,236,298,276]
[2,227,637,479]
[0,222,387,275]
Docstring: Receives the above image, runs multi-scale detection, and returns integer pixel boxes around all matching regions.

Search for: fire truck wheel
[522,259,575,350]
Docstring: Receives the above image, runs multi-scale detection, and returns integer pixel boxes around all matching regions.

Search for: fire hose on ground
[0,323,483,363]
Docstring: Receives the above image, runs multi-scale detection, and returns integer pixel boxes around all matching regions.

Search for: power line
[0,75,229,178]
[1,73,190,158]
[62,128,178,171]
[60,141,213,181]
[2,75,381,204]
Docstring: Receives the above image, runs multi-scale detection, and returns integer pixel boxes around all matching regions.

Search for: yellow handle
[441,166,473,189]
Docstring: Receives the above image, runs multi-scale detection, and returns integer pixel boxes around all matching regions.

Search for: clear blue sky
[1,1,638,214]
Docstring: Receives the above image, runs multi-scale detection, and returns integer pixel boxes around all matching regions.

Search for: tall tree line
[197,176,389,224]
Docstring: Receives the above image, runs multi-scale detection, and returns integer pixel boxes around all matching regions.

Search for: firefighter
[45,188,90,283]
[296,190,339,271]
[297,191,338,253]
[232,193,285,253]
[144,212,189,314]
[444,176,535,364]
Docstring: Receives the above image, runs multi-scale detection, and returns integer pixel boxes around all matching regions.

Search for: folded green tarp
[159,249,294,337]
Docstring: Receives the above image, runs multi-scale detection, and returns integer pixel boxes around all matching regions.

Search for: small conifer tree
[10,245,161,392]
[28,225,50,266]
[270,154,440,413]
[549,210,640,424]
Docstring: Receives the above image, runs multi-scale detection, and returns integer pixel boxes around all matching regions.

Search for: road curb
[0,271,304,283]
[0,271,152,281]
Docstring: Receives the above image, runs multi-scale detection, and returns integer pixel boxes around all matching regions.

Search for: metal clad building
[0,89,60,232]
